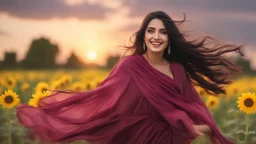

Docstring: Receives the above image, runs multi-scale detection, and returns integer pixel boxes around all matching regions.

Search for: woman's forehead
[147,19,166,29]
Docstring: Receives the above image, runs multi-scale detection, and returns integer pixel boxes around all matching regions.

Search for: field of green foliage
[0,70,256,144]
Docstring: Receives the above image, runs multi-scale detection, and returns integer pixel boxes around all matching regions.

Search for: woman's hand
[192,124,211,137]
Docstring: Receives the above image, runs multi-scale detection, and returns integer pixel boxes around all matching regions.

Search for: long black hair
[124,11,244,95]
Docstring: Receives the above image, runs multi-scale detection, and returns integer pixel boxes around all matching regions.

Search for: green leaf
[222,119,238,127]
[248,131,256,135]
[228,109,241,114]
[235,130,246,134]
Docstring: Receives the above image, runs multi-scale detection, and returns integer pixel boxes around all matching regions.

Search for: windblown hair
[123,11,244,95]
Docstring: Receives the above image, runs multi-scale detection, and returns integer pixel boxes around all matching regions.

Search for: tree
[233,57,256,75]
[1,52,18,69]
[106,55,121,69]
[22,37,59,69]
[65,52,85,68]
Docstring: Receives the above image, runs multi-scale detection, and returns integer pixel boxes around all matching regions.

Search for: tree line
[0,37,120,70]
[0,37,255,75]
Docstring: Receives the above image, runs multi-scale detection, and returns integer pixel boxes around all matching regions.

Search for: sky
[0,0,256,68]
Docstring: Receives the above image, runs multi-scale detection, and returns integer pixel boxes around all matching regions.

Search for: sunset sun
[86,51,97,61]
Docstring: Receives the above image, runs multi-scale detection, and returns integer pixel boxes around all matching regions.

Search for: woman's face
[144,18,169,53]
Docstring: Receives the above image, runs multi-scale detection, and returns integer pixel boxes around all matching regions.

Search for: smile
[150,41,162,47]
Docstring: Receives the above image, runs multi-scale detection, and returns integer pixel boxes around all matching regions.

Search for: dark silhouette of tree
[0,52,18,69]
[65,52,85,68]
[22,37,59,69]
[106,55,121,69]
[87,62,101,69]
[233,57,256,75]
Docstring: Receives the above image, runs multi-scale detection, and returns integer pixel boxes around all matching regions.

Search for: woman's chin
[148,49,165,53]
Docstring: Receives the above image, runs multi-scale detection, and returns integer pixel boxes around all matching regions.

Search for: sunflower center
[42,88,47,92]
[87,84,91,90]
[23,87,28,92]
[233,88,238,94]
[76,87,82,91]
[199,90,205,96]
[7,80,13,85]
[244,98,254,107]
[60,83,65,88]
[5,95,14,104]
[210,101,215,106]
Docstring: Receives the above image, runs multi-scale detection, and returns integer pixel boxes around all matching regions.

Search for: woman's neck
[143,51,168,66]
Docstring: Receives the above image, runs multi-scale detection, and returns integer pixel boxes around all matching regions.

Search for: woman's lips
[151,42,162,48]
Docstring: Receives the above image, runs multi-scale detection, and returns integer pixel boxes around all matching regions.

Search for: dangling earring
[143,42,146,51]
[168,44,171,55]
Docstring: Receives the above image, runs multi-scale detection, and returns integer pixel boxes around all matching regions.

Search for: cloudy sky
[0,0,256,68]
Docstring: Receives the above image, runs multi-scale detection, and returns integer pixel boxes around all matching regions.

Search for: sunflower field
[0,70,256,144]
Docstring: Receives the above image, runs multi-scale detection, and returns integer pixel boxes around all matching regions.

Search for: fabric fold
[17,55,235,144]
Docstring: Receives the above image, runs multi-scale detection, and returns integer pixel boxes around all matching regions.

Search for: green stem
[235,113,240,143]
[8,110,12,144]
[196,138,200,144]
[244,114,249,144]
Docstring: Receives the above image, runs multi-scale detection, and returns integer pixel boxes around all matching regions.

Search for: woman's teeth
[151,42,162,47]
[151,42,162,45]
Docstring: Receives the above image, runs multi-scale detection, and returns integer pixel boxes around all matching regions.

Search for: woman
[17,11,243,144]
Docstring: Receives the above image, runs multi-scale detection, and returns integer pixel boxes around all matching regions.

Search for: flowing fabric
[16,55,235,144]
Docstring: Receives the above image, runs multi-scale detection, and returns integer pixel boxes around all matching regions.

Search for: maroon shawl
[16,55,235,144]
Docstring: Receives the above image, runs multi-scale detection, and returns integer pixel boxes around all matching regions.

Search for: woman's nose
[153,32,160,39]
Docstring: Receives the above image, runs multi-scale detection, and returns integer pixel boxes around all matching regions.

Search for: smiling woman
[16,11,244,144]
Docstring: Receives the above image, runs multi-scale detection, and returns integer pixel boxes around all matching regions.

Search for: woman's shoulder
[113,55,140,70]
[118,55,141,65]
[171,61,186,73]
[121,55,141,60]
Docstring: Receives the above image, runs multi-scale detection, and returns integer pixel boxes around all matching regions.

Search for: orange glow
[86,51,97,61]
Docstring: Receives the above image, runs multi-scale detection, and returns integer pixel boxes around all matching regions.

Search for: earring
[143,42,146,50]
[168,44,171,55]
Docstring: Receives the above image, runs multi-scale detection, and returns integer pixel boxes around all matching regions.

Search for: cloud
[121,0,256,17]
[0,0,114,20]
[119,23,140,33]
[194,15,256,47]
[244,45,256,70]
[116,0,256,68]
[119,0,256,48]
[0,29,10,36]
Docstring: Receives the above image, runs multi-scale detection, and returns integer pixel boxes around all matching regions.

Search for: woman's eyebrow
[146,27,166,30]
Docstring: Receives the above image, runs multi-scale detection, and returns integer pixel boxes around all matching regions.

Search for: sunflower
[51,80,62,90]
[60,75,73,88]
[0,89,20,109]
[3,77,16,89]
[28,72,36,81]
[21,82,30,93]
[35,82,49,93]
[71,82,85,92]
[226,79,248,97]
[58,80,66,90]
[28,91,52,107]
[0,85,3,94]
[195,86,206,97]
[237,92,256,114]
[206,96,219,110]
[0,78,4,85]
[86,83,92,90]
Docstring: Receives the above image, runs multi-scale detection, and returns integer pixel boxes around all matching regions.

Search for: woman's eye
[147,29,154,33]
[161,31,167,34]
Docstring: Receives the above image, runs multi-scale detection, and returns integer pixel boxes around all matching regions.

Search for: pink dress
[16,55,235,144]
